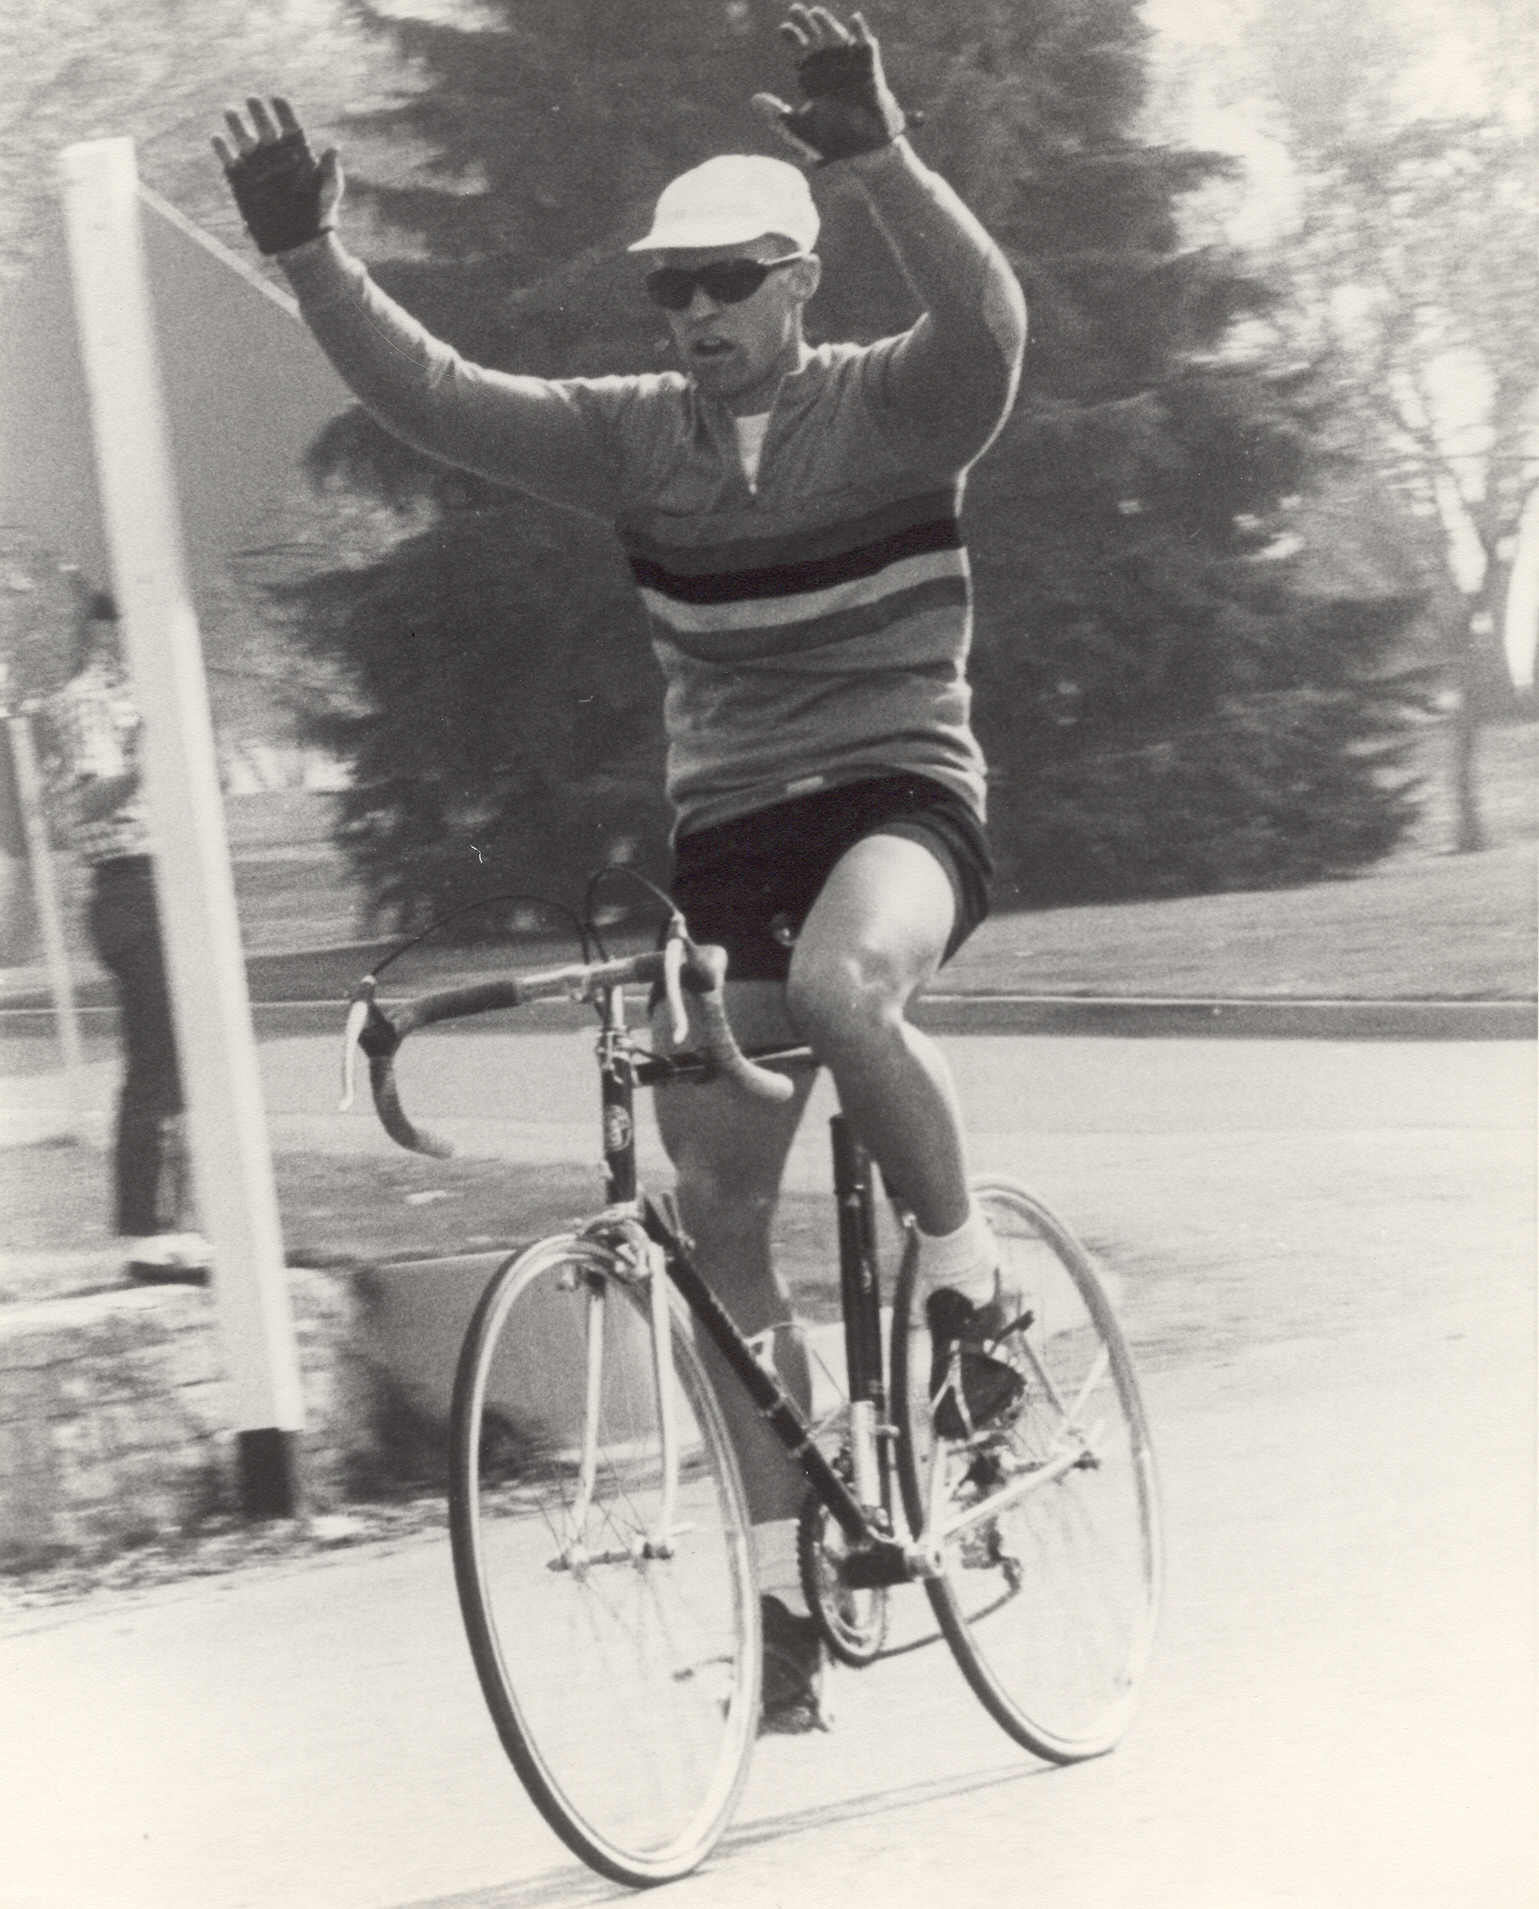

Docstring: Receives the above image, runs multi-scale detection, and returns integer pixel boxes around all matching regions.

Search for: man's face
[652,234,820,413]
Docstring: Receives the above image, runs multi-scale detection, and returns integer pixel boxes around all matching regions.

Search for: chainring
[797,1485,890,1667]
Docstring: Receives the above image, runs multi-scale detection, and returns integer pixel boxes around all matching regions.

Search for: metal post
[59,137,306,1517]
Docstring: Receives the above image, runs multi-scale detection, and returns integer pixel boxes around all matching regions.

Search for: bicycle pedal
[931,1349,1026,1441]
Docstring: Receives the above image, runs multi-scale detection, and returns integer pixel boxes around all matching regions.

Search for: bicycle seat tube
[832,1115,893,1518]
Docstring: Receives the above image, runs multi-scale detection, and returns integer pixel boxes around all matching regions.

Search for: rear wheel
[449,1235,759,1886]
[891,1178,1161,1762]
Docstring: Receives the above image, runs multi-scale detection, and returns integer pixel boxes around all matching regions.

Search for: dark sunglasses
[644,253,806,312]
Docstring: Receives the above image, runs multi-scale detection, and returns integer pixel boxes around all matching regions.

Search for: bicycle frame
[586,977,921,1589]
[437,933,1160,1870]
[358,945,1122,1595]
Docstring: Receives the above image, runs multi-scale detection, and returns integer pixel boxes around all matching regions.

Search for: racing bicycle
[339,897,1161,1887]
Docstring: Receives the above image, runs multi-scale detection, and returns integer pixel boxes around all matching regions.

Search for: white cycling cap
[628,154,820,254]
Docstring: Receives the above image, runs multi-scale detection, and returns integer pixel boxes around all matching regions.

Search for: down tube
[650,1205,875,1548]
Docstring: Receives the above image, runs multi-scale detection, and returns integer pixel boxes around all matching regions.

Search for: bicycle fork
[557,1004,687,1565]
[561,1231,684,1567]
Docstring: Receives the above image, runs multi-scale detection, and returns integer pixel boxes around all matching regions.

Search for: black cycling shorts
[666,774,993,983]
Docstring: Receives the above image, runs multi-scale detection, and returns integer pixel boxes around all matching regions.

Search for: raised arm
[755,9,1026,463]
[214,98,620,519]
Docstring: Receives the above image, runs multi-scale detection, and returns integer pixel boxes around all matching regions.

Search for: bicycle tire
[891,1177,1162,1762]
[449,1234,760,1887]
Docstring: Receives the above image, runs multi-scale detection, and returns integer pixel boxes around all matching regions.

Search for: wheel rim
[450,1241,758,1882]
[894,1180,1161,1760]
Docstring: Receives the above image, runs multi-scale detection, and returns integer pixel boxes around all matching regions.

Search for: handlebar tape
[368,1052,455,1159]
[680,944,795,1104]
[349,941,791,1158]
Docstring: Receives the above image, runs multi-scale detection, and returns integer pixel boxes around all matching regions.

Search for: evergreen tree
[284,0,1429,929]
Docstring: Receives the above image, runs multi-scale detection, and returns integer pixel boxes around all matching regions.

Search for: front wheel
[449,1234,759,1887]
[891,1178,1162,1762]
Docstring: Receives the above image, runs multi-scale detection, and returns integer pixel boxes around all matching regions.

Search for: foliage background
[4,0,1532,935]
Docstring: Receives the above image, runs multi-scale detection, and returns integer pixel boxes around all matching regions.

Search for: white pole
[6,708,89,1139]
[58,137,306,1516]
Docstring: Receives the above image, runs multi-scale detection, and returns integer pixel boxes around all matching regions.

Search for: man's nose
[687,284,724,318]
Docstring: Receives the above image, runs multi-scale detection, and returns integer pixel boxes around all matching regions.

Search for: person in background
[49,589,209,1284]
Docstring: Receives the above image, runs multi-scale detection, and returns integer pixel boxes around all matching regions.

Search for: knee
[785,939,905,1057]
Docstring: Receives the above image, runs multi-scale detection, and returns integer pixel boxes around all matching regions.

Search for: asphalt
[5,1031,1534,1909]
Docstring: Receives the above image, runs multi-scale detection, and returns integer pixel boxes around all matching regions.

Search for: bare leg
[785,832,971,1235]
[654,831,987,1518]
[652,980,818,1526]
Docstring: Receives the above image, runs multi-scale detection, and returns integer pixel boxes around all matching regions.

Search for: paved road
[3,1032,1534,1907]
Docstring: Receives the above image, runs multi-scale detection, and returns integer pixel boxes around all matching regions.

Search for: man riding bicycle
[217,4,1027,1731]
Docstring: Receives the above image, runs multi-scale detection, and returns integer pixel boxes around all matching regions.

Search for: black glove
[777,37,917,164]
[223,127,330,256]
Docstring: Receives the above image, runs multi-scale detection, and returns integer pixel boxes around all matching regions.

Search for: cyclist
[216,4,1026,1731]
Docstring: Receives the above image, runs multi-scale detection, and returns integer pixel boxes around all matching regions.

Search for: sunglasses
[644,253,806,312]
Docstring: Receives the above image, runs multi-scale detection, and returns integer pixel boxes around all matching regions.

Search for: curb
[915,994,1536,1041]
[0,1249,862,1574]
[0,1266,383,1570]
[6,985,1535,1046]
[3,994,1533,1043]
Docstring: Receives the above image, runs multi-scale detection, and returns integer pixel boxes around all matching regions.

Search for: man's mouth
[690,337,735,361]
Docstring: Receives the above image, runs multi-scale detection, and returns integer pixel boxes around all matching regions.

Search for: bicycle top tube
[635,1042,815,1089]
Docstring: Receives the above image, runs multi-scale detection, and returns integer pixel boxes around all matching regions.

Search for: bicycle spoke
[893,1179,1161,1763]
[450,1240,758,1887]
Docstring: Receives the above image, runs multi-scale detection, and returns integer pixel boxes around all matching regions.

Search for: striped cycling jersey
[281,237,1018,837]
[608,373,987,832]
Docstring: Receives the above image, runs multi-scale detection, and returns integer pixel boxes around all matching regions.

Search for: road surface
[2,1029,1534,1908]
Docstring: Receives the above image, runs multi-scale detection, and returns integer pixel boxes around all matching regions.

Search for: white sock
[752,1517,809,1617]
[914,1207,998,1307]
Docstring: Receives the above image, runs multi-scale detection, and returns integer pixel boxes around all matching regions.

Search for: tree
[274,0,1432,926]
[895,2,1434,899]
[1220,0,1539,848]
[0,0,413,728]
[0,0,408,279]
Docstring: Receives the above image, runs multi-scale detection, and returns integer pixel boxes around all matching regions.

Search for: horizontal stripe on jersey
[624,492,961,604]
[640,556,969,662]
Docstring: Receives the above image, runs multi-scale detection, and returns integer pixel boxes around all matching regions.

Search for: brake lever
[339,987,371,1110]
[679,939,795,1104]
[662,914,689,1046]
[339,978,398,1110]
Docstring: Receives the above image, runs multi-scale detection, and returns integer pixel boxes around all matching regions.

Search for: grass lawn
[949,835,1535,999]
[13,719,1533,999]
[232,720,1535,1000]
[0,1135,851,1320]
[953,721,1536,1000]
